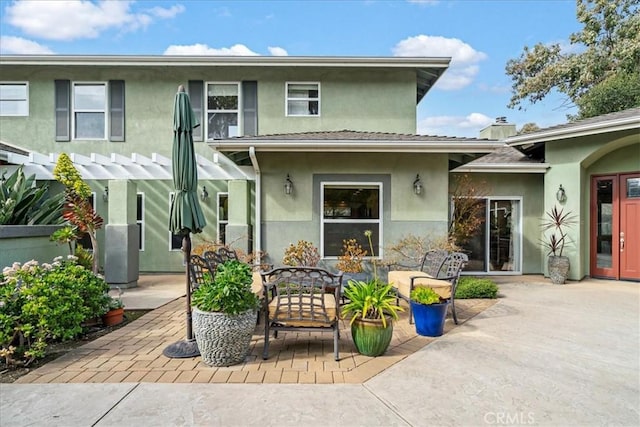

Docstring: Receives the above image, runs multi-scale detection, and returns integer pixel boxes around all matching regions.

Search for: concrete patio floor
[13,289,495,384]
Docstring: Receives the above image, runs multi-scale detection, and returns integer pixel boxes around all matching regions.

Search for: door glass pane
[627,178,640,198]
[489,200,519,272]
[596,180,613,269]
[457,199,487,272]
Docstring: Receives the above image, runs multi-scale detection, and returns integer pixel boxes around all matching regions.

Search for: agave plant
[0,166,63,225]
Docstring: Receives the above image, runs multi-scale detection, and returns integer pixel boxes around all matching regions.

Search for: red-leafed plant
[53,153,104,274]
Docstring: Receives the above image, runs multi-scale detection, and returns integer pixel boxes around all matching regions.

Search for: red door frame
[590,175,619,279]
[591,172,640,280]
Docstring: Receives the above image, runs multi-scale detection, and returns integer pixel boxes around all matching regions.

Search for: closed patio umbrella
[163,85,207,359]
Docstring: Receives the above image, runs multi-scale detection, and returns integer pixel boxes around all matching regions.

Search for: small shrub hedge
[0,256,110,366]
[455,277,498,299]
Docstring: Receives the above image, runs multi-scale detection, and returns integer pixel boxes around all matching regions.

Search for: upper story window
[0,82,29,116]
[207,82,239,139]
[286,82,320,116]
[73,83,107,139]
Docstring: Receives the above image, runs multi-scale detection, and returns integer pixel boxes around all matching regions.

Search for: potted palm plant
[191,260,260,366]
[541,205,576,284]
[410,287,448,337]
[341,230,403,357]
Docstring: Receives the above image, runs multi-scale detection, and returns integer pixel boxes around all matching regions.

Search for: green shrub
[0,256,110,365]
[410,287,444,305]
[191,260,259,315]
[455,277,498,299]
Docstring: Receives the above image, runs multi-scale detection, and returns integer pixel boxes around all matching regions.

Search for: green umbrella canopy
[169,86,206,235]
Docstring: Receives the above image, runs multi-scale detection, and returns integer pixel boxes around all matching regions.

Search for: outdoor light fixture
[556,184,567,203]
[284,174,293,195]
[201,185,209,201]
[102,186,109,202]
[413,174,423,195]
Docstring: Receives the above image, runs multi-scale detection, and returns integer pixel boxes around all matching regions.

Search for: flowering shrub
[282,240,320,267]
[336,238,367,273]
[0,256,110,366]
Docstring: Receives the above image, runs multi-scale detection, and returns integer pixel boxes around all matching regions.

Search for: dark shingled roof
[465,145,543,165]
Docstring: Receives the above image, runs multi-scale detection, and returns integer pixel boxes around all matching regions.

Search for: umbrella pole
[184,234,193,340]
[162,233,200,358]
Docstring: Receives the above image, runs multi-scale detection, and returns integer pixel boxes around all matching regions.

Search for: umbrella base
[163,339,200,358]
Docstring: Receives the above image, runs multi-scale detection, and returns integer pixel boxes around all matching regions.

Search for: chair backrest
[420,249,449,277]
[202,250,220,274]
[216,247,240,263]
[261,267,343,324]
[438,252,469,293]
[189,254,211,291]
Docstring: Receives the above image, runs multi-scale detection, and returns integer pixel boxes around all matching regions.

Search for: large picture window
[73,83,106,139]
[321,183,382,258]
[0,82,28,116]
[286,82,319,116]
[207,82,239,140]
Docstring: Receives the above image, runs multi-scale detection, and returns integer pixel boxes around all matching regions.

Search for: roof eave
[452,163,550,173]
[506,116,640,146]
[209,141,504,153]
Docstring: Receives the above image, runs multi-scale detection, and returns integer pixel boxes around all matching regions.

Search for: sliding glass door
[455,198,522,274]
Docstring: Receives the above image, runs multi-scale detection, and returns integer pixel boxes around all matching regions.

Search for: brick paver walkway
[15,298,495,384]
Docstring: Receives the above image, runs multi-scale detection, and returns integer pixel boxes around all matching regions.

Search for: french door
[591,173,640,280]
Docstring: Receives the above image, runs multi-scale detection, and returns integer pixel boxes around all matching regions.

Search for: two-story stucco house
[1,55,638,284]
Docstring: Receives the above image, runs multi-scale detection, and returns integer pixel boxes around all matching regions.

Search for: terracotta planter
[102,308,124,327]
[548,255,570,284]
[350,316,393,357]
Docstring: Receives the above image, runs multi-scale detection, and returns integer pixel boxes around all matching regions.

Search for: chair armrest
[388,262,421,271]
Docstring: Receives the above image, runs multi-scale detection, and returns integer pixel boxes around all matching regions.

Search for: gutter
[213,141,504,153]
[248,146,261,267]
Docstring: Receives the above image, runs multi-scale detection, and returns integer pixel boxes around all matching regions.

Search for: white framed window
[206,82,240,140]
[217,192,229,244]
[286,82,320,116]
[0,82,29,116]
[72,82,107,139]
[320,182,382,258]
[169,192,183,251]
[137,193,145,251]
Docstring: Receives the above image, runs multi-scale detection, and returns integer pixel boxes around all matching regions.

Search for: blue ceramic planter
[410,301,448,337]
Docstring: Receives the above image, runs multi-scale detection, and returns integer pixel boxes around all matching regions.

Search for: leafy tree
[506,0,640,119]
[517,123,541,135]
[449,174,490,246]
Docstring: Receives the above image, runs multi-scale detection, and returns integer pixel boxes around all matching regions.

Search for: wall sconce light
[200,185,209,201]
[413,174,423,195]
[284,174,293,195]
[556,184,567,203]
[102,186,109,202]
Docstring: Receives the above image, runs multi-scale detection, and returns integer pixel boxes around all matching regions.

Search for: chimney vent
[496,116,507,124]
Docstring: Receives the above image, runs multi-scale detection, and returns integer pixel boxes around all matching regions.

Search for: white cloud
[164,43,259,56]
[268,46,288,56]
[147,4,185,19]
[393,35,487,90]
[0,36,54,54]
[417,112,493,137]
[5,0,182,41]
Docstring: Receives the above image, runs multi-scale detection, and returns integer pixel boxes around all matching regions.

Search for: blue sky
[0,0,582,137]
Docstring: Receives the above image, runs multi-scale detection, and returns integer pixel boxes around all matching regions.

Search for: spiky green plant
[341,280,404,328]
